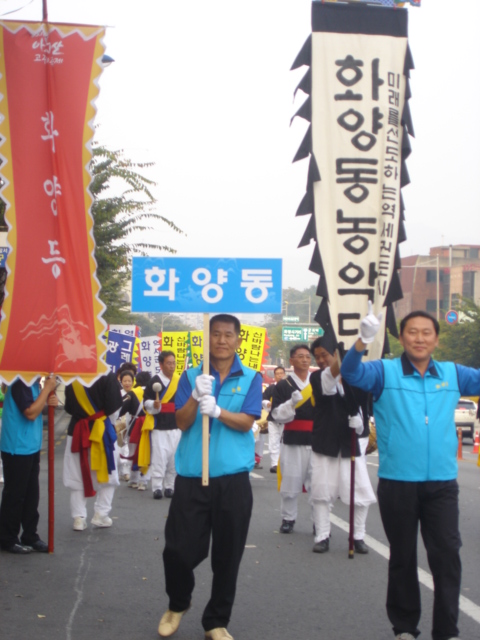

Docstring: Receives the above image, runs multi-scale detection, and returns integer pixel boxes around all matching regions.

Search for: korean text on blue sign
[131,257,282,314]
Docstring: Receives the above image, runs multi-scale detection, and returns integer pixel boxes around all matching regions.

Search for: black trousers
[163,472,253,631]
[377,479,461,640]
[0,451,41,548]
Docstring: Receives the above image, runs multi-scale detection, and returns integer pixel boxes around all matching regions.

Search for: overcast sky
[5,0,480,290]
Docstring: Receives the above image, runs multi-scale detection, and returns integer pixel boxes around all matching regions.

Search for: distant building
[394,244,480,320]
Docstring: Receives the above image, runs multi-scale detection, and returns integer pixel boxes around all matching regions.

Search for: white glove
[192,374,214,400]
[262,399,271,411]
[290,390,303,407]
[199,395,221,419]
[359,300,383,344]
[348,415,364,435]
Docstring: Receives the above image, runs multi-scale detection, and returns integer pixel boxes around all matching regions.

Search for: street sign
[131,257,282,314]
[282,316,300,323]
[282,326,324,342]
[445,309,459,325]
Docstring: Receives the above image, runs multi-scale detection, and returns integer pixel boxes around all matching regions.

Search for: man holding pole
[309,337,375,554]
[341,306,480,640]
[0,376,58,553]
[143,350,181,499]
[158,314,262,640]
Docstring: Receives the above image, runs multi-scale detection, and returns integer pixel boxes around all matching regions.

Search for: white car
[454,398,477,440]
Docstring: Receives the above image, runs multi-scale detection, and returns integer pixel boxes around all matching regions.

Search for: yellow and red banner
[159,326,269,373]
[0,21,108,384]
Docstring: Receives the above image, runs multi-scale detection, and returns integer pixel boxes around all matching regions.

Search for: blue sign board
[131,257,282,314]
[105,332,137,373]
[0,247,8,268]
[445,310,458,325]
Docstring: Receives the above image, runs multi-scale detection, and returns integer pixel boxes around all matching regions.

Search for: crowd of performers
[0,308,479,640]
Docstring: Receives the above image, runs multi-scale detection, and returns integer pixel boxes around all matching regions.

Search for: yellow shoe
[205,628,234,640]
[158,608,189,637]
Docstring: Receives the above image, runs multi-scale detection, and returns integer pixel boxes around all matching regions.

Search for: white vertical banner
[292,3,413,359]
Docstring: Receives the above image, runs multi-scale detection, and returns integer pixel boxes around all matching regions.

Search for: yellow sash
[294,384,313,408]
[138,374,180,474]
[72,381,109,484]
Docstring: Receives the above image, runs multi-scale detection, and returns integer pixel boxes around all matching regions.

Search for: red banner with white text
[0,21,108,384]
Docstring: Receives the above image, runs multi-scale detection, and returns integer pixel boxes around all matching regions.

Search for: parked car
[454,398,477,440]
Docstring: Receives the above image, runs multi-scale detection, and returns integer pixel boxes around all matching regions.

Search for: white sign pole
[202,313,210,486]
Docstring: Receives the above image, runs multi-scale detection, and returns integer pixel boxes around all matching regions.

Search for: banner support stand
[202,313,210,486]
[47,387,55,553]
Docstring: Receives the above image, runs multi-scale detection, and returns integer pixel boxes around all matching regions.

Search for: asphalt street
[1,410,479,640]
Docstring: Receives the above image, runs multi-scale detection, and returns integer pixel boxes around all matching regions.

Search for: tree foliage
[90,145,183,325]
[434,299,480,367]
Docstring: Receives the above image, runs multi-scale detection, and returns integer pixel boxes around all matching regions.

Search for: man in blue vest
[0,376,58,554]
[341,306,480,640]
[158,314,262,640]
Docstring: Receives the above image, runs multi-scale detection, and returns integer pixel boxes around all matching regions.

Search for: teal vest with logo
[374,358,460,481]
[175,363,258,478]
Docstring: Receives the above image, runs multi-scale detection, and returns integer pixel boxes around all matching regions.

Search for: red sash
[284,419,313,432]
[71,410,105,498]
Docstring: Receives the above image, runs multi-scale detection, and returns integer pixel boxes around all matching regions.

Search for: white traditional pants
[150,429,181,492]
[310,439,376,543]
[63,435,119,519]
[268,421,284,467]
[126,443,151,485]
[254,432,266,460]
[279,444,312,521]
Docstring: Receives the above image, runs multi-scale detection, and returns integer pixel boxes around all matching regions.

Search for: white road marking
[330,513,480,626]
[250,472,264,479]
[66,539,92,640]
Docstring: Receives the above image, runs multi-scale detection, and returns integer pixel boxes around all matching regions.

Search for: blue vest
[175,363,258,478]
[1,382,42,455]
[374,358,460,481]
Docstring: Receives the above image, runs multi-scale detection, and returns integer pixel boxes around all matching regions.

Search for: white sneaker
[127,481,138,489]
[395,634,416,640]
[137,483,147,491]
[73,516,87,531]
[91,512,112,528]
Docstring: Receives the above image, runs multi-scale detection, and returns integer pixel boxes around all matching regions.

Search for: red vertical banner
[0,21,109,384]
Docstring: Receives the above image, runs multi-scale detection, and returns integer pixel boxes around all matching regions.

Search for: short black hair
[119,369,135,382]
[135,371,152,387]
[290,344,311,358]
[117,361,137,376]
[274,366,286,374]
[159,350,175,364]
[210,314,241,335]
[310,336,334,355]
[400,311,440,336]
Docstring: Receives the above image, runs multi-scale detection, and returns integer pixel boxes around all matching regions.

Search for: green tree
[90,145,182,324]
[387,299,480,366]
[435,299,480,367]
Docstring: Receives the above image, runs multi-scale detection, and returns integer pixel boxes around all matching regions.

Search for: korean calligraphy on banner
[108,324,140,338]
[131,257,282,315]
[292,3,414,359]
[0,21,108,384]
[105,332,139,374]
[160,331,190,375]
[138,335,162,378]
[157,327,269,374]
